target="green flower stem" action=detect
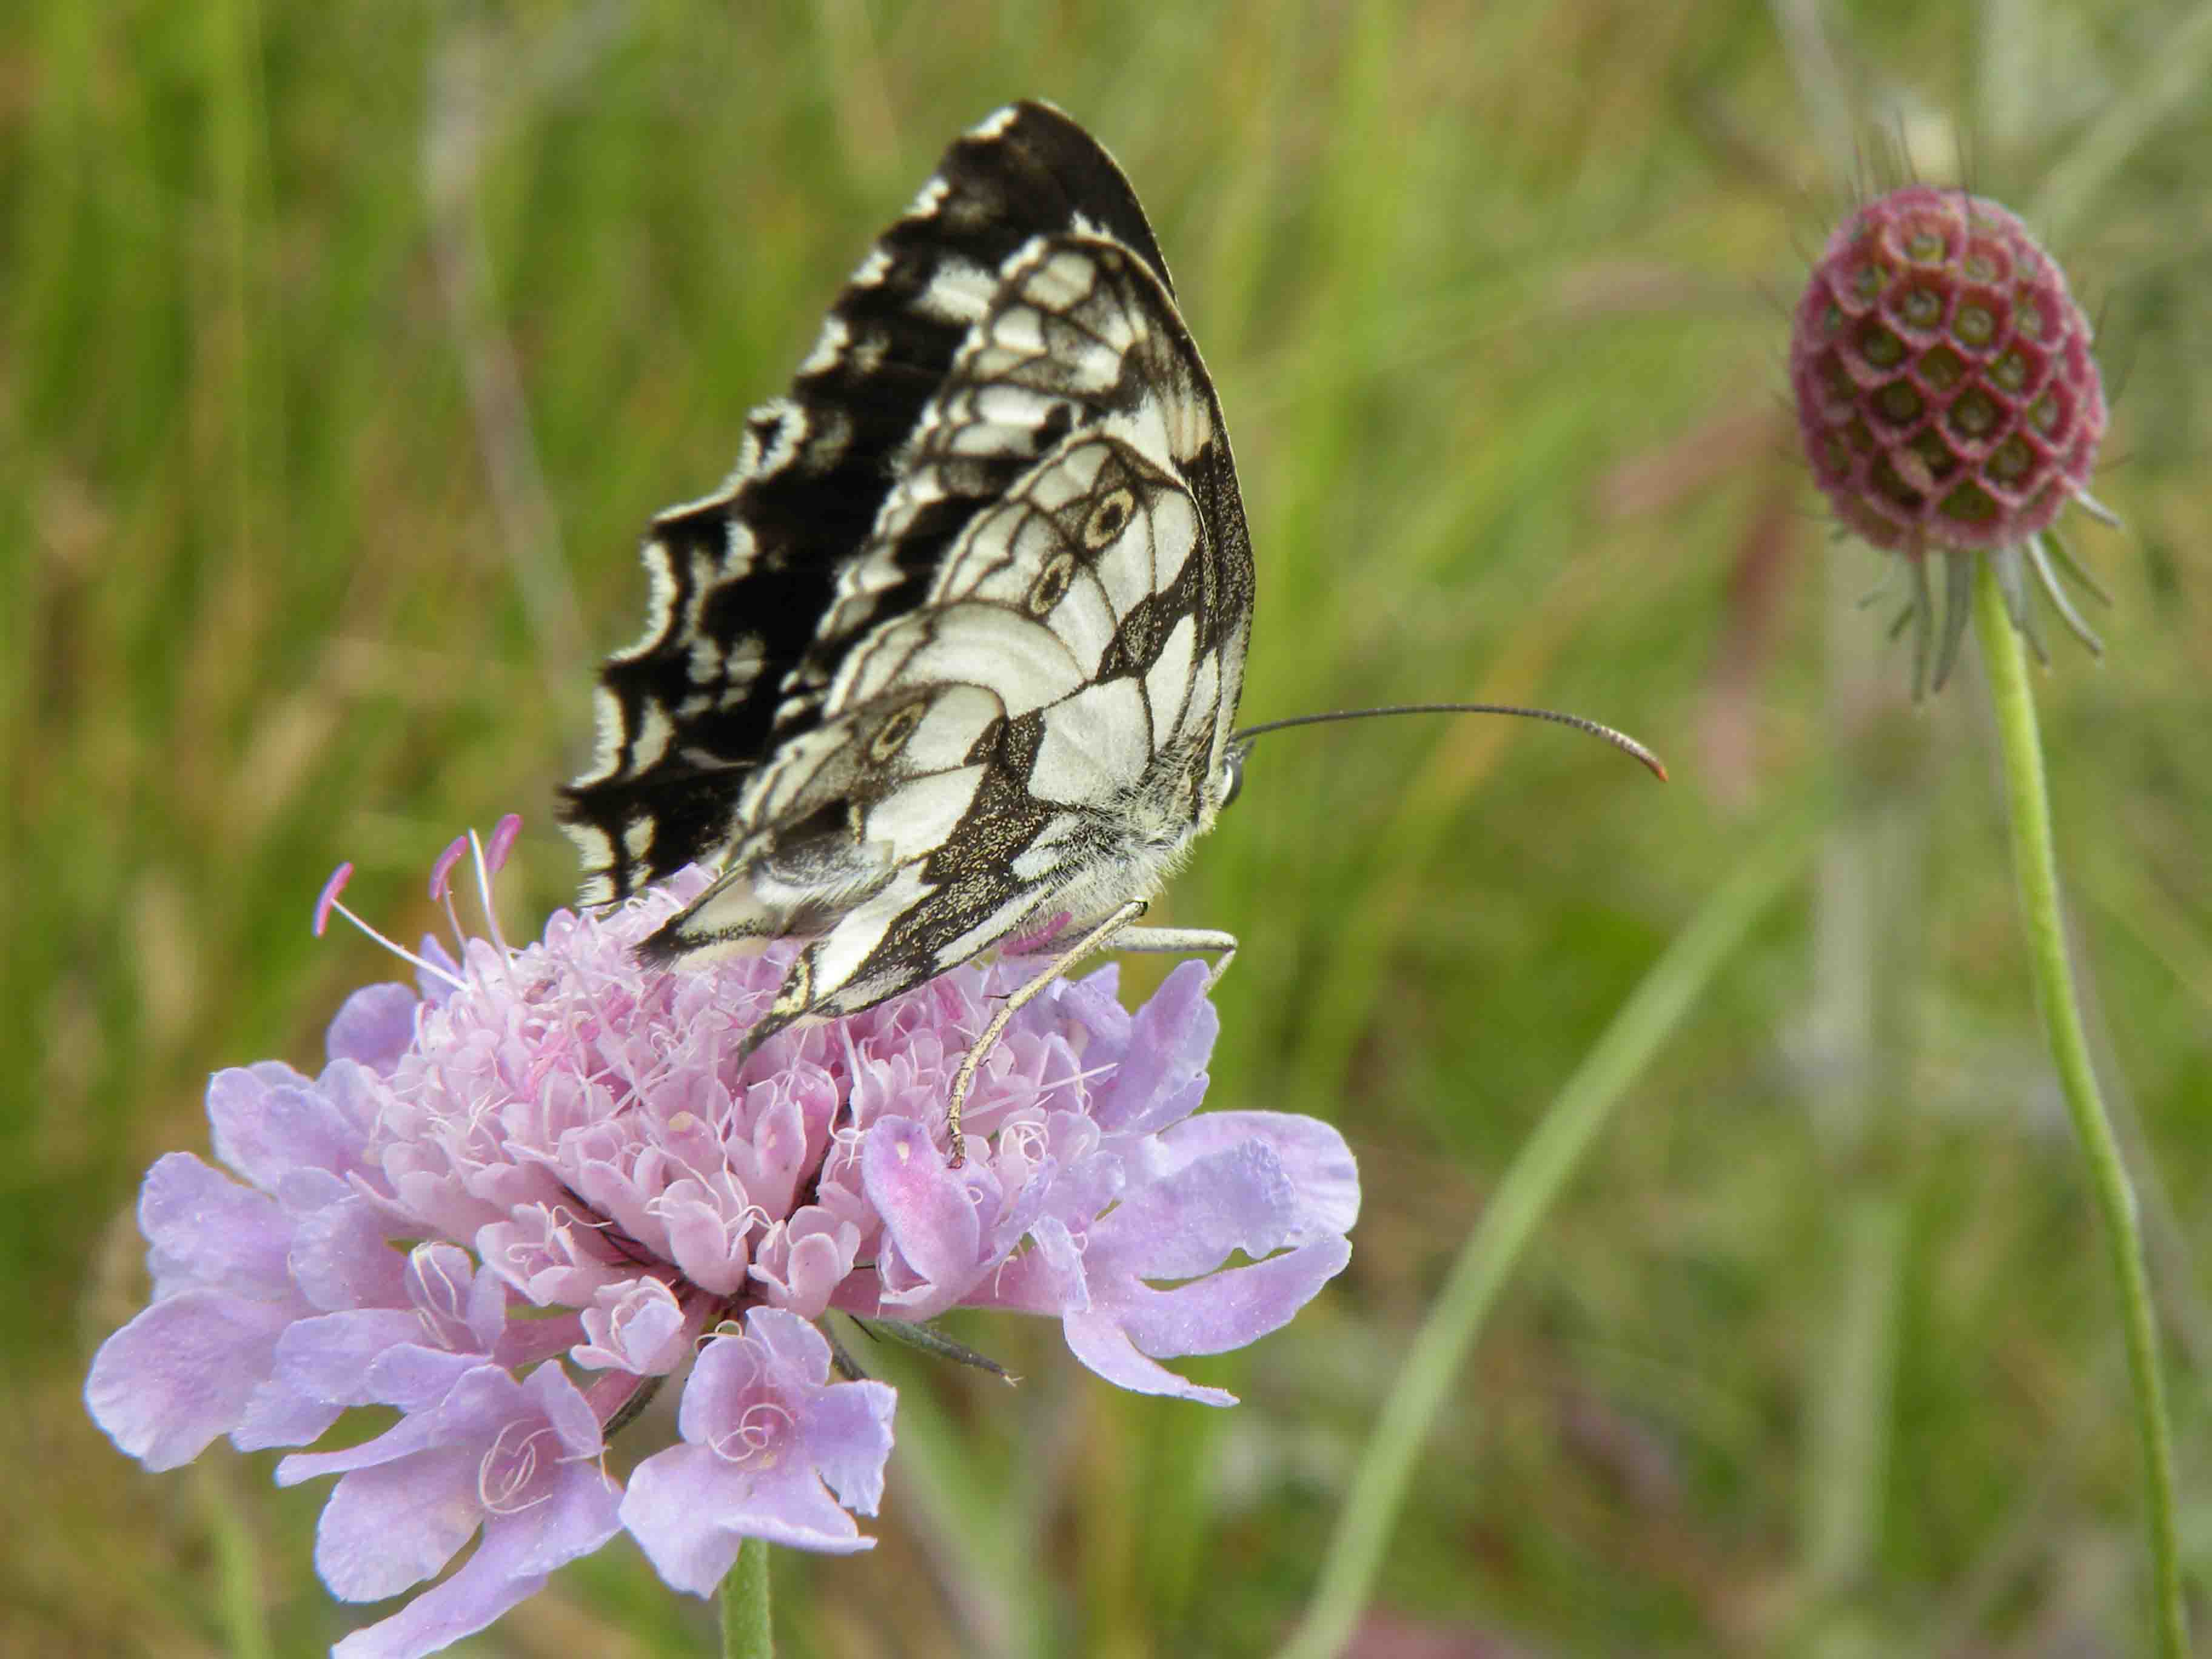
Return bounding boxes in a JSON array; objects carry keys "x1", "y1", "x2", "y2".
[
  {"x1": 1971, "y1": 557, "x2": 2187, "y2": 1658},
  {"x1": 1276, "y1": 820, "x2": 1812, "y2": 1659},
  {"x1": 720, "y1": 1537, "x2": 774, "y2": 1659},
  {"x1": 195, "y1": 1466, "x2": 272, "y2": 1659}
]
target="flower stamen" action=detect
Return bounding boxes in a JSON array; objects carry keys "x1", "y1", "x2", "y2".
[
  {"x1": 480, "y1": 1421, "x2": 557, "y2": 1514},
  {"x1": 708, "y1": 1399, "x2": 795, "y2": 1466},
  {"x1": 313, "y1": 863, "x2": 469, "y2": 991}
]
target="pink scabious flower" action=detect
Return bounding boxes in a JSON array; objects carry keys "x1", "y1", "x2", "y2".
[
  {"x1": 86, "y1": 818, "x2": 1357, "y2": 1659},
  {"x1": 1789, "y1": 184, "x2": 2116, "y2": 692}
]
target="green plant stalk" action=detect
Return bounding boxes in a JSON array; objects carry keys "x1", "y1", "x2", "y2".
[
  {"x1": 720, "y1": 1537, "x2": 773, "y2": 1659},
  {"x1": 195, "y1": 1466, "x2": 272, "y2": 1659},
  {"x1": 1970, "y1": 557, "x2": 2187, "y2": 1658},
  {"x1": 1277, "y1": 820, "x2": 1812, "y2": 1659},
  {"x1": 1803, "y1": 1192, "x2": 1906, "y2": 1602}
]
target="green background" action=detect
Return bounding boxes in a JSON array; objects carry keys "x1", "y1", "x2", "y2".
[{"x1": 7, "y1": 1, "x2": 2209, "y2": 1653}]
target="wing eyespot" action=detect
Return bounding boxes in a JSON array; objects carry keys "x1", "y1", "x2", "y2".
[
  {"x1": 1082, "y1": 486, "x2": 1136, "y2": 550},
  {"x1": 1028, "y1": 551, "x2": 1078, "y2": 615},
  {"x1": 867, "y1": 699, "x2": 930, "y2": 763}
]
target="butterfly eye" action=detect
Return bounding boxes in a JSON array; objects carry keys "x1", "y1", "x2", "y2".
[
  {"x1": 1218, "y1": 747, "x2": 1245, "y2": 809},
  {"x1": 1081, "y1": 487, "x2": 1136, "y2": 549},
  {"x1": 1028, "y1": 552, "x2": 1078, "y2": 615},
  {"x1": 867, "y1": 700, "x2": 928, "y2": 763}
]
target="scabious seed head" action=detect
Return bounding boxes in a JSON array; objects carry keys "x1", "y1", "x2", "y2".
[
  {"x1": 1788, "y1": 186, "x2": 2117, "y2": 692},
  {"x1": 1789, "y1": 186, "x2": 2105, "y2": 554}
]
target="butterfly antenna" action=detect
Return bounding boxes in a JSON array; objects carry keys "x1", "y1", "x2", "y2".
[{"x1": 1231, "y1": 702, "x2": 1667, "y2": 780}]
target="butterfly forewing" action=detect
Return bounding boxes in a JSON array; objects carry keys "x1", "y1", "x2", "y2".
[
  {"x1": 561, "y1": 104, "x2": 1253, "y2": 1048},
  {"x1": 560, "y1": 104, "x2": 1179, "y2": 903}
]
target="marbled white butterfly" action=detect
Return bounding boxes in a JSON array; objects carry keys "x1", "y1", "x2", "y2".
[
  {"x1": 561, "y1": 102, "x2": 1660, "y2": 1161},
  {"x1": 561, "y1": 103, "x2": 1252, "y2": 1159}
]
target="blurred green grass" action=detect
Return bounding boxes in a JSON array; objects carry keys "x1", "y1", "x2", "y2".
[{"x1": 6, "y1": 1, "x2": 2209, "y2": 1654}]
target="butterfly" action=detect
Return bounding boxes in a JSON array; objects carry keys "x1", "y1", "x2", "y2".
[{"x1": 560, "y1": 102, "x2": 1253, "y2": 1160}]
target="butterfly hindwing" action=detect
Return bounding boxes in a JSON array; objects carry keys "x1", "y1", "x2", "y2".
[{"x1": 560, "y1": 102, "x2": 1180, "y2": 904}]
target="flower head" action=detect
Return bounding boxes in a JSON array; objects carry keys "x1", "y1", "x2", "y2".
[
  {"x1": 86, "y1": 820, "x2": 1357, "y2": 1659},
  {"x1": 1789, "y1": 184, "x2": 2116, "y2": 692}
]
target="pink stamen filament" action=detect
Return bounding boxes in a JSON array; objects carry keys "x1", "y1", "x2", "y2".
[
  {"x1": 408, "y1": 1246, "x2": 469, "y2": 1345},
  {"x1": 480, "y1": 1421, "x2": 556, "y2": 1515},
  {"x1": 486, "y1": 813, "x2": 523, "y2": 876},
  {"x1": 428, "y1": 836, "x2": 469, "y2": 903},
  {"x1": 312, "y1": 863, "x2": 469, "y2": 993},
  {"x1": 469, "y1": 825, "x2": 514, "y2": 958},
  {"x1": 708, "y1": 1399, "x2": 795, "y2": 1464}
]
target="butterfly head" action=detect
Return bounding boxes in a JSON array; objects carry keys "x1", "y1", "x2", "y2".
[{"x1": 1217, "y1": 743, "x2": 1249, "y2": 811}]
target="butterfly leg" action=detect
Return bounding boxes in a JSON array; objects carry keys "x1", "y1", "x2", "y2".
[
  {"x1": 1097, "y1": 925, "x2": 1238, "y2": 989},
  {"x1": 945, "y1": 899, "x2": 1148, "y2": 1167}
]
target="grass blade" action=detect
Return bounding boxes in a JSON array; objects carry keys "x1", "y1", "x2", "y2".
[{"x1": 1276, "y1": 817, "x2": 1815, "y2": 1659}]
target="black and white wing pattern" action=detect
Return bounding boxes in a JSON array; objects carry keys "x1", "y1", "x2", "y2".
[{"x1": 560, "y1": 102, "x2": 1253, "y2": 1045}]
